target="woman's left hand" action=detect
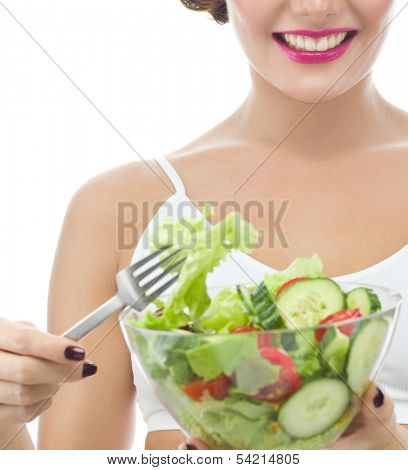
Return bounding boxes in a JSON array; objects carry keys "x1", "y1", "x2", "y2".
[{"x1": 179, "y1": 383, "x2": 407, "y2": 450}]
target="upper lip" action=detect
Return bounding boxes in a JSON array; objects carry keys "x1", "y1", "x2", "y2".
[{"x1": 274, "y1": 28, "x2": 357, "y2": 38}]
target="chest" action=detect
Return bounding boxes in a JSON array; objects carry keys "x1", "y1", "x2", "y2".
[{"x1": 187, "y1": 151, "x2": 408, "y2": 278}]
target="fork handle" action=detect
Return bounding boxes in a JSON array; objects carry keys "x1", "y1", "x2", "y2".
[{"x1": 62, "y1": 294, "x2": 125, "y2": 341}]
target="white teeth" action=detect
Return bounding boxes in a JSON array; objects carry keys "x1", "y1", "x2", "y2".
[
  {"x1": 296, "y1": 36, "x2": 305, "y2": 49},
  {"x1": 316, "y1": 37, "x2": 329, "y2": 51},
  {"x1": 328, "y1": 35, "x2": 337, "y2": 48},
  {"x1": 280, "y1": 31, "x2": 350, "y2": 52},
  {"x1": 336, "y1": 32, "x2": 347, "y2": 45},
  {"x1": 305, "y1": 37, "x2": 317, "y2": 51}
]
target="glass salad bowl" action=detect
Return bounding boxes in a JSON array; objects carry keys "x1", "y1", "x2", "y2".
[{"x1": 119, "y1": 281, "x2": 402, "y2": 450}]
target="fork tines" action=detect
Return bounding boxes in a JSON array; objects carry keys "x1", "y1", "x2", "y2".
[{"x1": 134, "y1": 245, "x2": 186, "y2": 302}]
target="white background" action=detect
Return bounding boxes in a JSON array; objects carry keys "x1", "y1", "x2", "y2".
[
  {"x1": 1, "y1": 449, "x2": 408, "y2": 469},
  {"x1": 0, "y1": 0, "x2": 406, "y2": 452}
]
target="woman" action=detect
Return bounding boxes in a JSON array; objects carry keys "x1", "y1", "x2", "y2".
[{"x1": 1, "y1": 0, "x2": 407, "y2": 450}]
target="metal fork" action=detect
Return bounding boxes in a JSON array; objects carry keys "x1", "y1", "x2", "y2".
[{"x1": 62, "y1": 245, "x2": 185, "y2": 340}]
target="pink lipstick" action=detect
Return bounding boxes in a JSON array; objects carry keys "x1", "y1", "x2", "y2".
[{"x1": 272, "y1": 28, "x2": 358, "y2": 64}]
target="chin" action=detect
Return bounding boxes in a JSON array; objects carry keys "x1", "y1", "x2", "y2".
[{"x1": 274, "y1": 75, "x2": 351, "y2": 104}]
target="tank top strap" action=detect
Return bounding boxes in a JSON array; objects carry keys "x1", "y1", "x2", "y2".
[{"x1": 155, "y1": 156, "x2": 186, "y2": 196}]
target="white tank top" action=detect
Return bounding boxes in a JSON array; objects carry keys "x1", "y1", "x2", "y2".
[{"x1": 129, "y1": 156, "x2": 408, "y2": 432}]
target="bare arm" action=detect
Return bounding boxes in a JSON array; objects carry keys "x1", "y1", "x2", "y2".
[{"x1": 38, "y1": 172, "x2": 137, "y2": 449}]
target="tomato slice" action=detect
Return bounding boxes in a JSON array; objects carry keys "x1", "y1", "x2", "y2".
[
  {"x1": 315, "y1": 308, "x2": 363, "y2": 342},
  {"x1": 255, "y1": 347, "x2": 302, "y2": 402},
  {"x1": 181, "y1": 378, "x2": 207, "y2": 401},
  {"x1": 257, "y1": 333, "x2": 273, "y2": 350},
  {"x1": 231, "y1": 326, "x2": 256, "y2": 333},
  {"x1": 276, "y1": 277, "x2": 309, "y2": 297},
  {"x1": 182, "y1": 374, "x2": 231, "y2": 401},
  {"x1": 231, "y1": 326, "x2": 272, "y2": 349},
  {"x1": 206, "y1": 375, "x2": 231, "y2": 400}
]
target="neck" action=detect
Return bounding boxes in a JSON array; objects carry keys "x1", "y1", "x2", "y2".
[{"x1": 234, "y1": 67, "x2": 387, "y2": 155}]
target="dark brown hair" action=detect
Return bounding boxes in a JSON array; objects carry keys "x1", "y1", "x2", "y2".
[{"x1": 179, "y1": 1, "x2": 228, "y2": 25}]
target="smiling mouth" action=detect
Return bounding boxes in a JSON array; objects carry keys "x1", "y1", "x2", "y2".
[{"x1": 273, "y1": 30, "x2": 357, "y2": 52}]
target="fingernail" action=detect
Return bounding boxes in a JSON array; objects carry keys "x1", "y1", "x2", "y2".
[
  {"x1": 186, "y1": 443, "x2": 197, "y2": 450},
  {"x1": 64, "y1": 346, "x2": 85, "y2": 361},
  {"x1": 373, "y1": 387, "x2": 384, "y2": 408},
  {"x1": 82, "y1": 363, "x2": 97, "y2": 377}
]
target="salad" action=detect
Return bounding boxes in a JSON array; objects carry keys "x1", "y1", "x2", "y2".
[{"x1": 125, "y1": 204, "x2": 390, "y2": 449}]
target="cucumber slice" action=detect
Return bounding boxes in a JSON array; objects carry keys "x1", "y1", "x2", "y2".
[
  {"x1": 236, "y1": 285, "x2": 255, "y2": 315},
  {"x1": 320, "y1": 327, "x2": 350, "y2": 376},
  {"x1": 251, "y1": 281, "x2": 285, "y2": 330},
  {"x1": 276, "y1": 278, "x2": 345, "y2": 329},
  {"x1": 346, "y1": 287, "x2": 381, "y2": 316},
  {"x1": 346, "y1": 318, "x2": 389, "y2": 394},
  {"x1": 278, "y1": 378, "x2": 350, "y2": 439},
  {"x1": 237, "y1": 282, "x2": 285, "y2": 330}
]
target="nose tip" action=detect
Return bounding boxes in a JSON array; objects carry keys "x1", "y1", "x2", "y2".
[{"x1": 292, "y1": 0, "x2": 341, "y2": 23}]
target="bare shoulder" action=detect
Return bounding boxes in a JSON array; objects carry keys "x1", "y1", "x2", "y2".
[
  {"x1": 62, "y1": 159, "x2": 178, "y2": 270},
  {"x1": 69, "y1": 159, "x2": 175, "y2": 215}
]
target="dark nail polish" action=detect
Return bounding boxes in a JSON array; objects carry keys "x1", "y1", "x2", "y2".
[
  {"x1": 82, "y1": 363, "x2": 98, "y2": 377},
  {"x1": 373, "y1": 387, "x2": 384, "y2": 408},
  {"x1": 186, "y1": 443, "x2": 197, "y2": 450},
  {"x1": 64, "y1": 346, "x2": 85, "y2": 361}
]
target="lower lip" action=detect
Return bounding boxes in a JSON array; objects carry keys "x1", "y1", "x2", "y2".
[{"x1": 272, "y1": 33, "x2": 356, "y2": 64}]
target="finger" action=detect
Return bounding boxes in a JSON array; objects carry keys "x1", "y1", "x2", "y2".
[
  {"x1": 178, "y1": 437, "x2": 211, "y2": 450},
  {"x1": 0, "y1": 381, "x2": 60, "y2": 406},
  {"x1": 0, "y1": 398, "x2": 53, "y2": 424},
  {"x1": 360, "y1": 382, "x2": 394, "y2": 424},
  {"x1": 0, "y1": 317, "x2": 86, "y2": 364},
  {"x1": 0, "y1": 350, "x2": 96, "y2": 385},
  {"x1": 331, "y1": 383, "x2": 396, "y2": 450}
]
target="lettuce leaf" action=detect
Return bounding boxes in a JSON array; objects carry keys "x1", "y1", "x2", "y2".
[
  {"x1": 186, "y1": 394, "x2": 279, "y2": 449},
  {"x1": 195, "y1": 394, "x2": 276, "y2": 421},
  {"x1": 198, "y1": 287, "x2": 250, "y2": 333},
  {"x1": 185, "y1": 334, "x2": 258, "y2": 381},
  {"x1": 138, "y1": 203, "x2": 260, "y2": 330},
  {"x1": 234, "y1": 356, "x2": 281, "y2": 394},
  {"x1": 263, "y1": 253, "x2": 324, "y2": 298},
  {"x1": 165, "y1": 350, "x2": 195, "y2": 385},
  {"x1": 185, "y1": 333, "x2": 281, "y2": 390}
]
